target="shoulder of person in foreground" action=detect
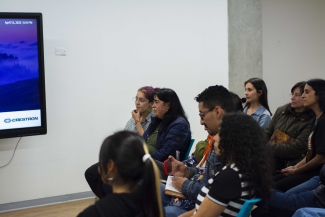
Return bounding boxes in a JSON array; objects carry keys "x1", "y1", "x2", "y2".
[{"x1": 78, "y1": 193, "x2": 140, "y2": 217}]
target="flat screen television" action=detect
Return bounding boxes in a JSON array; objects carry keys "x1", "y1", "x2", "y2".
[{"x1": 0, "y1": 12, "x2": 47, "y2": 139}]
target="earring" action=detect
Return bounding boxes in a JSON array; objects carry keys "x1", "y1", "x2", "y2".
[
  {"x1": 105, "y1": 173, "x2": 113, "y2": 181},
  {"x1": 148, "y1": 108, "x2": 152, "y2": 113}
]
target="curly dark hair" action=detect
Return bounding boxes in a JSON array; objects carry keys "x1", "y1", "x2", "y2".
[{"x1": 218, "y1": 113, "x2": 273, "y2": 206}]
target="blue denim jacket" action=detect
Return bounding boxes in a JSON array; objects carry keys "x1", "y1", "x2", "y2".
[
  {"x1": 181, "y1": 149, "x2": 222, "y2": 200},
  {"x1": 243, "y1": 105, "x2": 271, "y2": 129}
]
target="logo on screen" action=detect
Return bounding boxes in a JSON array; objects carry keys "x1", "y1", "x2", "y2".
[
  {"x1": 4, "y1": 118, "x2": 11, "y2": 123},
  {"x1": 4, "y1": 117, "x2": 38, "y2": 123}
]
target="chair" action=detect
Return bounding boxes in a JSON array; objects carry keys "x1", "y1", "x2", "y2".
[
  {"x1": 184, "y1": 139, "x2": 195, "y2": 160},
  {"x1": 237, "y1": 198, "x2": 261, "y2": 217}
]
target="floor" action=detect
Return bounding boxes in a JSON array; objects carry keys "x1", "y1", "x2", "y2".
[
  {"x1": 1, "y1": 197, "x2": 255, "y2": 216},
  {"x1": 0, "y1": 198, "x2": 95, "y2": 217}
]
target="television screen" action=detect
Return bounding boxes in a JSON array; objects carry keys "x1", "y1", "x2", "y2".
[{"x1": 0, "y1": 12, "x2": 47, "y2": 139}]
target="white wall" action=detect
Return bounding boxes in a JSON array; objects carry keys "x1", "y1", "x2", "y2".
[
  {"x1": 0, "y1": 0, "x2": 228, "y2": 204},
  {"x1": 263, "y1": 0, "x2": 325, "y2": 114}
]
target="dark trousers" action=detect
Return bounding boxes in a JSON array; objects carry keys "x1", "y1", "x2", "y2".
[
  {"x1": 273, "y1": 169, "x2": 320, "y2": 192},
  {"x1": 84, "y1": 162, "x2": 112, "y2": 199}
]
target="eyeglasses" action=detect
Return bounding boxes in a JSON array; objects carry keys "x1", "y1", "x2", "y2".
[
  {"x1": 289, "y1": 93, "x2": 301, "y2": 98},
  {"x1": 134, "y1": 97, "x2": 148, "y2": 103},
  {"x1": 199, "y1": 108, "x2": 214, "y2": 120}
]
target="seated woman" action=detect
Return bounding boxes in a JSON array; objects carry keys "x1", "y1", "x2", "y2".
[
  {"x1": 243, "y1": 78, "x2": 272, "y2": 129},
  {"x1": 273, "y1": 78, "x2": 325, "y2": 192},
  {"x1": 125, "y1": 86, "x2": 159, "y2": 136},
  {"x1": 180, "y1": 113, "x2": 273, "y2": 217},
  {"x1": 85, "y1": 86, "x2": 158, "y2": 198},
  {"x1": 143, "y1": 88, "x2": 191, "y2": 160},
  {"x1": 78, "y1": 131, "x2": 164, "y2": 217},
  {"x1": 266, "y1": 81, "x2": 314, "y2": 172}
]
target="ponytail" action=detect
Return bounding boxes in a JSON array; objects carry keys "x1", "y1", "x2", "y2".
[
  {"x1": 99, "y1": 131, "x2": 164, "y2": 217},
  {"x1": 140, "y1": 145, "x2": 164, "y2": 217}
]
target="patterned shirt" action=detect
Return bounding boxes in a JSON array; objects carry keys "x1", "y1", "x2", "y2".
[
  {"x1": 195, "y1": 164, "x2": 251, "y2": 217},
  {"x1": 124, "y1": 110, "x2": 154, "y2": 133}
]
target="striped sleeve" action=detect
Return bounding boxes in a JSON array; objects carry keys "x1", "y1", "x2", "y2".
[{"x1": 206, "y1": 167, "x2": 242, "y2": 206}]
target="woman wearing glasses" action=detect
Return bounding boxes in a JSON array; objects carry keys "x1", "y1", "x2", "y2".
[
  {"x1": 124, "y1": 86, "x2": 160, "y2": 136},
  {"x1": 143, "y1": 88, "x2": 191, "y2": 161},
  {"x1": 244, "y1": 77, "x2": 272, "y2": 129},
  {"x1": 85, "y1": 86, "x2": 159, "y2": 198},
  {"x1": 273, "y1": 78, "x2": 325, "y2": 192},
  {"x1": 265, "y1": 81, "x2": 314, "y2": 173}
]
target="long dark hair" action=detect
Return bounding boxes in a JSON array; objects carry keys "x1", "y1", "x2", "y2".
[
  {"x1": 148, "y1": 88, "x2": 188, "y2": 135},
  {"x1": 305, "y1": 79, "x2": 325, "y2": 112},
  {"x1": 99, "y1": 131, "x2": 163, "y2": 217},
  {"x1": 244, "y1": 78, "x2": 272, "y2": 116},
  {"x1": 218, "y1": 113, "x2": 273, "y2": 207}
]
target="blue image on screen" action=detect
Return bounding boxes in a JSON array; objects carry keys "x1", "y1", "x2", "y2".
[{"x1": 0, "y1": 19, "x2": 40, "y2": 112}]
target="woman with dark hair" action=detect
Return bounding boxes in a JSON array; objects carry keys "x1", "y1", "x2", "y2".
[
  {"x1": 78, "y1": 131, "x2": 164, "y2": 217},
  {"x1": 229, "y1": 91, "x2": 244, "y2": 111},
  {"x1": 85, "y1": 86, "x2": 159, "y2": 198},
  {"x1": 143, "y1": 88, "x2": 191, "y2": 161},
  {"x1": 244, "y1": 78, "x2": 272, "y2": 129},
  {"x1": 273, "y1": 78, "x2": 325, "y2": 192},
  {"x1": 180, "y1": 113, "x2": 273, "y2": 217},
  {"x1": 266, "y1": 81, "x2": 314, "y2": 172},
  {"x1": 125, "y1": 86, "x2": 160, "y2": 136}
]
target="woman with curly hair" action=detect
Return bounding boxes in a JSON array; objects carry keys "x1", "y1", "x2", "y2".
[{"x1": 179, "y1": 112, "x2": 273, "y2": 217}]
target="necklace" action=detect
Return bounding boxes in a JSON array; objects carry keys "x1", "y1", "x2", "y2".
[{"x1": 315, "y1": 111, "x2": 323, "y2": 126}]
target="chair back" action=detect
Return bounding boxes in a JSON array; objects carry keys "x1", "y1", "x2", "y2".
[
  {"x1": 237, "y1": 198, "x2": 261, "y2": 217},
  {"x1": 184, "y1": 139, "x2": 195, "y2": 160}
]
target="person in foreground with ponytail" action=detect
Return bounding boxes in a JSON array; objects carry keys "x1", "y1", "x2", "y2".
[{"x1": 78, "y1": 131, "x2": 164, "y2": 217}]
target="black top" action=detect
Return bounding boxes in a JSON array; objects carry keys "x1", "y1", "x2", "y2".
[
  {"x1": 77, "y1": 193, "x2": 141, "y2": 217},
  {"x1": 306, "y1": 114, "x2": 325, "y2": 162},
  {"x1": 195, "y1": 164, "x2": 251, "y2": 217}
]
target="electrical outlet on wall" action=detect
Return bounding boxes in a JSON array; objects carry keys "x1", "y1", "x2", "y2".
[{"x1": 55, "y1": 47, "x2": 66, "y2": 56}]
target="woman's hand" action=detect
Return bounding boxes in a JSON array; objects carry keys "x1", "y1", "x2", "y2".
[
  {"x1": 281, "y1": 166, "x2": 297, "y2": 176},
  {"x1": 131, "y1": 110, "x2": 140, "y2": 124},
  {"x1": 281, "y1": 166, "x2": 295, "y2": 172}
]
